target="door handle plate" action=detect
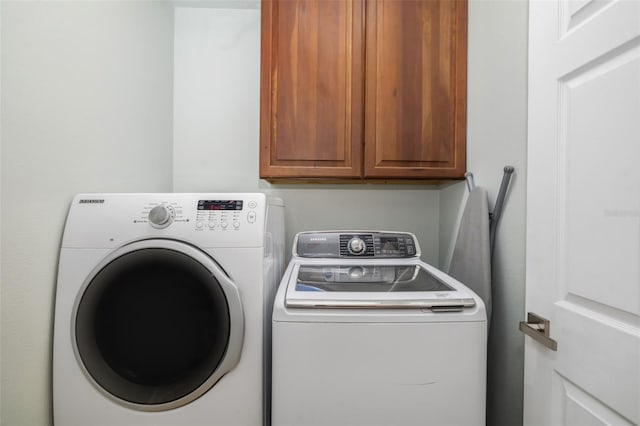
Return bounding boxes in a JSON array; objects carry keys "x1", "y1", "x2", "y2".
[{"x1": 519, "y1": 312, "x2": 558, "y2": 351}]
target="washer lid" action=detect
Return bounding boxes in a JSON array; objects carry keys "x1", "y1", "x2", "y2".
[{"x1": 285, "y1": 263, "x2": 476, "y2": 310}]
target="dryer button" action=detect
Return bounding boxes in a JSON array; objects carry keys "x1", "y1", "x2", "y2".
[{"x1": 247, "y1": 212, "x2": 257, "y2": 223}]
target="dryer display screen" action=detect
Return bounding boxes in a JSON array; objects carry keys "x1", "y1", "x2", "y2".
[{"x1": 198, "y1": 200, "x2": 243, "y2": 211}]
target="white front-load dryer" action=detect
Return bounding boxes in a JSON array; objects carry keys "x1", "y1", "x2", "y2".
[
  {"x1": 53, "y1": 193, "x2": 284, "y2": 426},
  {"x1": 272, "y1": 231, "x2": 487, "y2": 426}
]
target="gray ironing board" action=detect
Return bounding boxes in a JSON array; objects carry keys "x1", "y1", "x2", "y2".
[{"x1": 448, "y1": 186, "x2": 492, "y2": 328}]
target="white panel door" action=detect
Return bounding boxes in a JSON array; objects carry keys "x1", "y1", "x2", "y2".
[{"x1": 525, "y1": 0, "x2": 640, "y2": 425}]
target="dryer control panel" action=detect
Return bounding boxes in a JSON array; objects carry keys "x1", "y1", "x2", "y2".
[
  {"x1": 295, "y1": 231, "x2": 420, "y2": 258},
  {"x1": 62, "y1": 193, "x2": 275, "y2": 249}
]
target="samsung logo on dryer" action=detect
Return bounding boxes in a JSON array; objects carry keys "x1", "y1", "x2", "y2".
[
  {"x1": 79, "y1": 199, "x2": 105, "y2": 204},
  {"x1": 309, "y1": 237, "x2": 327, "y2": 241}
]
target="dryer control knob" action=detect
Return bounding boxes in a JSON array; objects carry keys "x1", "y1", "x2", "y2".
[
  {"x1": 148, "y1": 205, "x2": 175, "y2": 229},
  {"x1": 347, "y1": 237, "x2": 366, "y2": 255}
]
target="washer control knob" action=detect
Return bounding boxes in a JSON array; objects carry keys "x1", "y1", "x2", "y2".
[
  {"x1": 347, "y1": 237, "x2": 366, "y2": 255},
  {"x1": 148, "y1": 205, "x2": 174, "y2": 229}
]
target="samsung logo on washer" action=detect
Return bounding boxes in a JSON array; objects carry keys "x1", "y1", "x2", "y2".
[
  {"x1": 309, "y1": 237, "x2": 327, "y2": 241},
  {"x1": 79, "y1": 199, "x2": 105, "y2": 204}
]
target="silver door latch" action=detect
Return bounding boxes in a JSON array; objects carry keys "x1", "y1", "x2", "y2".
[{"x1": 519, "y1": 312, "x2": 558, "y2": 351}]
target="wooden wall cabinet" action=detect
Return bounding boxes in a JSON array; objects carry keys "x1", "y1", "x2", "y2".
[{"x1": 260, "y1": 0, "x2": 467, "y2": 181}]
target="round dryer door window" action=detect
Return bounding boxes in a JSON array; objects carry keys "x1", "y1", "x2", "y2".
[{"x1": 73, "y1": 240, "x2": 244, "y2": 411}]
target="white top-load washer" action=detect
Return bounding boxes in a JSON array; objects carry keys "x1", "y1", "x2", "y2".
[
  {"x1": 53, "y1": 193, "x2": 284, "y2": 426},
  {"x1": 272, "y1": 231, "x2": 487, "y2": 426}
]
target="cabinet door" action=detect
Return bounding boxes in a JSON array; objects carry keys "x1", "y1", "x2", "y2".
[
  {"x1": 260, "y1": 0, "x2": 364, "y2": 179},
  {"x1": 364, "y1": 0, "x2": 467, "y2": 179}
]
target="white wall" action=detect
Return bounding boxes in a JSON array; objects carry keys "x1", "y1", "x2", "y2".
[
  {"x1": 173, "y1": 6, "x2": 261, "y2": 192},
  {"x1": 172, "y1": 5, "x2": 442, "y2": 263},
  {"x1": 440, "y1": 1, "x2": 529, "y2": 425},
  {"x1": 0, "y1": 2, "x2": 174, "y2": 424}
]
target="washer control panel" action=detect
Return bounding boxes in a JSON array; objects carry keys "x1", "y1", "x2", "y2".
[{"x1": 295, "y1": 231, "x2": 420, "y2": 258}]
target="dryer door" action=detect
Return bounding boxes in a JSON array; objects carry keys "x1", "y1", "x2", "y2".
[{"x1": 73, "y1": 239, "x2": 243, "y2": 411}]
